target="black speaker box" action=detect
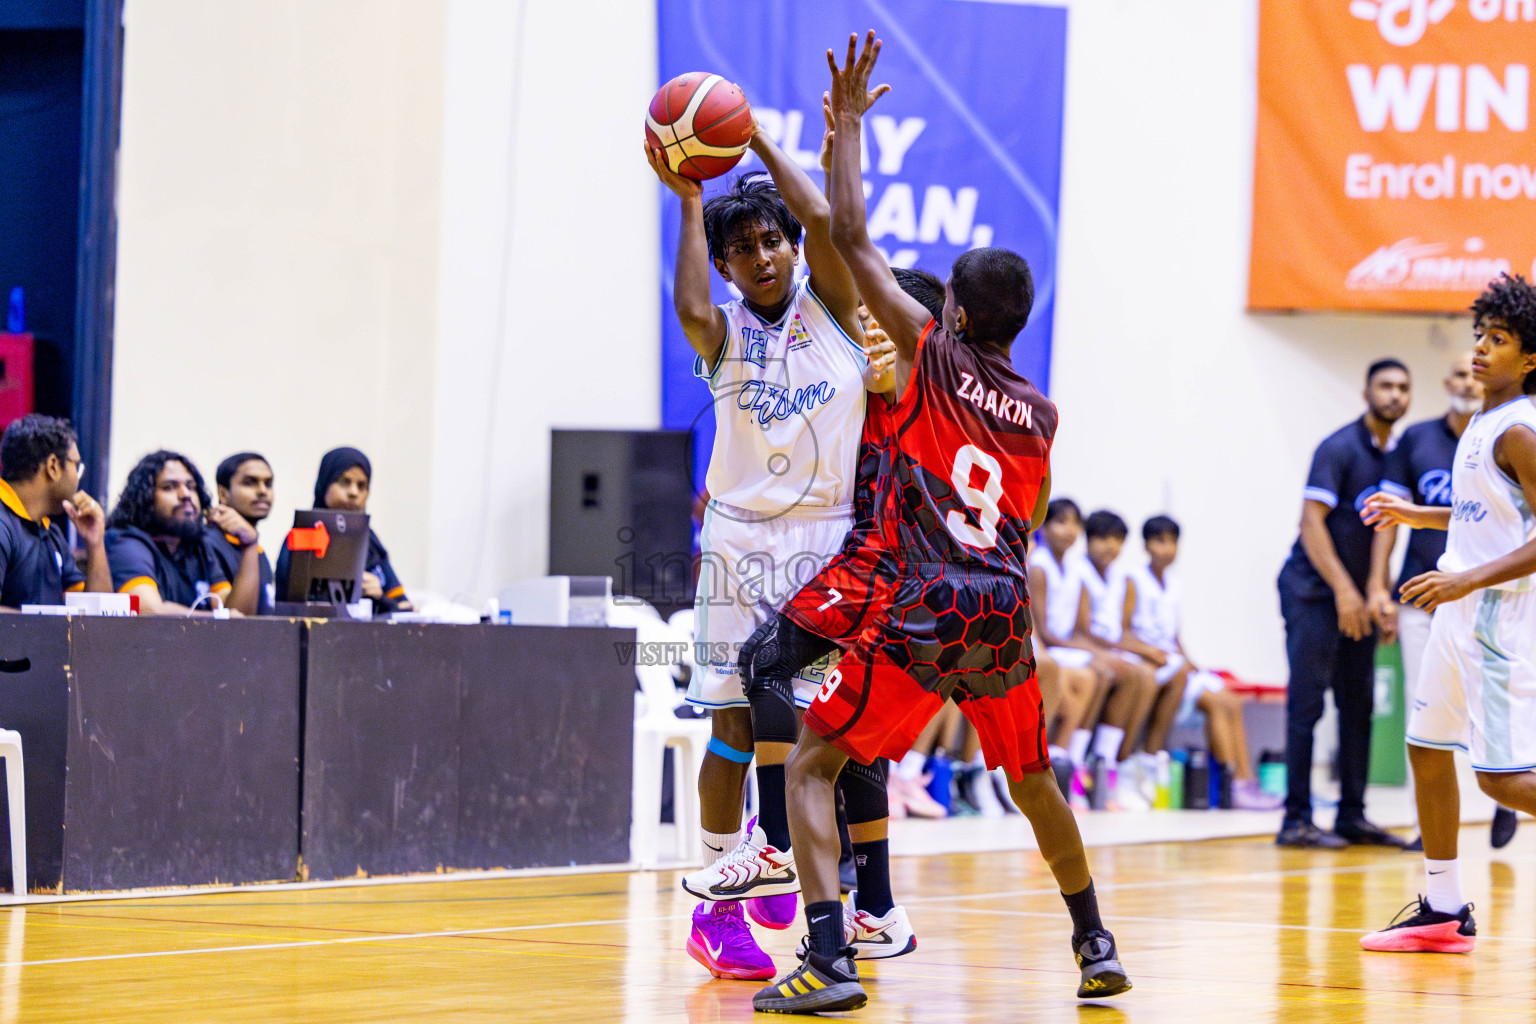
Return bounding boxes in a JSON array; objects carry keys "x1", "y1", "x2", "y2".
[{"x1": 548, "y1": 429, "x2": 695, "y2": 615}]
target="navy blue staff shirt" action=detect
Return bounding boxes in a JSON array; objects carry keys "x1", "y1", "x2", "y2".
[
  {"x1": 0, "y1": 481, "x2": 85, "y2": 608},
  {"x1": 1281, "y1": 418, "x2": 1390, "y2": 601},
  {"x1": 203, "y1": 524, "x2": 274, "y2": 614},
  {"x1": 1380, "y1": 416, "x2": 1459, "y2": 591},
  {"x1": 105, "y1": 525, "x2": 231, "y2": 608}
]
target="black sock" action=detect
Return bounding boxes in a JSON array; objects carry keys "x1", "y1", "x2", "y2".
[
  {"x1": 851, "y1": 839, "x2": 893, "y2": 917},
  {"x1": 755, "y1": 764, "x2": 790, "y2": 850},
  {"x1": 806, "y1": 900, "x2": 844, "y2": 958},
  {"x1": 1062, "y1": 879, "x2": 1103, "y2": 938}
]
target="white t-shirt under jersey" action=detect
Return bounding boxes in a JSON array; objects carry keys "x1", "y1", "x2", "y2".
[
  {"x1": 1028, "y1": 545, "x2": 1082, "y2": 641},
  {"x1": 695, "y1": 279, "x2": 868, "y2": 514},
  {"x1": 1127, "y1": 563, "x2": 1181, "y2": 654},
  {"x1": 1440, "y1": 395, "x2": 1536, "y2": 591}
]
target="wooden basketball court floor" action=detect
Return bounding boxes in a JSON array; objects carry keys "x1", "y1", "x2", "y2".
[{"x1": 6, "y1": 822, "x2": 1531, "y2": 1023}]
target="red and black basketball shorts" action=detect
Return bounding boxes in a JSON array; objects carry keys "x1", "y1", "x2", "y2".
[
  {"x1": 782, "y1": 535, "x2": 899, "y2": 645},
  {"x1": 801, "y1": 565, "x2": 1049, "y2": 780}
]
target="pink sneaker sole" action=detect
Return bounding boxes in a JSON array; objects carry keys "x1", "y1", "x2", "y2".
[
  {"x1": 1360, "y1": 920, "x2": 1476, "y2": 953},
  {"x1": 685, "y1": 936, "x2": 775, "y2": 980},
  {"x1": 746, "y1": 893, "x2": 798, "y2": 930}
]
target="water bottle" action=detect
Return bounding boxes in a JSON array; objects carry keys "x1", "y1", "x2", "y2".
[
  {"x1": 6, "y1": 288, "x2": 22, "y2": 334},
  {"x1": 1258, "y1": 750, "x2": 1286, "y2": 798},
  {"x1": 1184, "y1": 748, "x2": 1211, "y2": 810},
  {"x1": 925, "y1": 751, "x2": 953, "y2": 812},
  {"x1": 1089, "y1": 754, "x2": 1110, "y2": 810},
  {"x1": 1169, "y1": 750, "x2": 1186, "y2": 809},
  {"x1": 1152, "y1": 750, "x2": 1172, "y2": 809},
  {"x1": 1212, "y1": 759, "x2": 1233, "y2": 810}
]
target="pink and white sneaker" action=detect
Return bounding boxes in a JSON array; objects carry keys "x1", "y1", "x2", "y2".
[
  {"x1": 1360, "y1": 897, "x2": 1476, "y2": 953},
  {"x1": 687, "y1": 901, "x2": 775, "y2": 980},
  {"x1": 681, "y1": 822, "x2": 799, "y2": 901},
  {"x1": 746, "y1": 893, "x2": 798, "y2": 930}
]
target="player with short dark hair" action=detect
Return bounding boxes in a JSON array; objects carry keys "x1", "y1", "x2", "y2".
[
  {"x1": 0, "y1": 414, "x2": 110, "y2": 606},
  {"x1": 648, "y1": 89, "x2": 894, "y2": 981},
  {"x1": 1360, "y1": 272, "x2": 1536, "y2": 953},
  {"x1": 1276, "y1": 357, "x2": 1411, "y2": 848},
  {"x1": 745, "y1": 33, "x2": 1129, "y2": 1013},
  {"x1": 205, "y1": 453, "x2": 275, "y2": 615}
]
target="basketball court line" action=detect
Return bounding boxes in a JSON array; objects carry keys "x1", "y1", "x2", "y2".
[{"x1": 13, "y1": 851, "x2": 1505, "y2": 969}]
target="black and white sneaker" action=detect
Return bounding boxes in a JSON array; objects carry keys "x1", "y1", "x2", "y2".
[
  {"x1": 752, "y1": 948, "x2": 866, "y2": 1014},
  {"x1": 1074, "y1": 929, "x2": 1131, "y2": 998}
]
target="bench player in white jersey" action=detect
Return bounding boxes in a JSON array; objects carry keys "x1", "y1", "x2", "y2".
[
  {"x1": 1359, "y1": 274, "x2": 1536, "y2": 954},
  {"x1": 1025, "y1": 499, "x2": 1139, "y2": 793},
  {"x1": 647, "y1": 117, "x2": 889, "y2": 980},
  {"x1": 1126, "y1": 515, "x2": 1280, "y2": 809}
]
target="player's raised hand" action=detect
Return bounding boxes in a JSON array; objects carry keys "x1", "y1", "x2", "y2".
[
  {"x1": 864, "y1": 325, "x2": 897, "y2": 393},
  {"x1": 826, "y1": 30, "x2": 891, "y2": 121},
  {"x1": 818, "y1": 93, "x2": 835, "y2": 174},
  {"x1": 644, "y1": 142, "x2": 703, "y2": 200},
  {"x1": 1399, "y1": 569, "x2": 1474, "y2": 612}
]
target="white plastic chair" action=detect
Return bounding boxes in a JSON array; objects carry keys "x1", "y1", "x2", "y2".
[
  {"x1": 0, "y1": 731, "x2": 24, "y2": 897},
  {"x1": 610, "y1": 602, "x2": 711, "y2": 867}
]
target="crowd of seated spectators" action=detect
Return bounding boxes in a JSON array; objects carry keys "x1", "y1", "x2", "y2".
[
  {"x1": 885, "y1": 498, "x2": 1282, "y2": 817},
  {"x1": 0, "y1": 414, "x2": 410, "y2": 617}
]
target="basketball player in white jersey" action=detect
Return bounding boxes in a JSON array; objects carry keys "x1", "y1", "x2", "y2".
[
  {"x1": 647, "y1": 116, "x2": 891, "y2": 980},
  {"x1": 1359, "y1": 274, "x2": 1536, "y2": 954}
]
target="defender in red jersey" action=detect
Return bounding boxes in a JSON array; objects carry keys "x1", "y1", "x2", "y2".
[{"x1": 754, "y1": 32, "x2": 1130, "y2": 1017}]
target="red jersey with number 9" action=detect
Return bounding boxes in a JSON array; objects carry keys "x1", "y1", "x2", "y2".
[{"x1": 879, "y1": 322, "x2": 1056, "y2": 578}]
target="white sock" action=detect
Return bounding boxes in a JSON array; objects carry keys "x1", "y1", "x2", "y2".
[
  {"x1": 1424, "y1": 858, "x2": 1464, "y2": 914},
  {"x1": 1068, "y1": 729, "x2": 1093, "y2": 768},
  {"x1": 1092, "y1": 725, "x2": 1125, "y2": 763},
  {"x1": 702, "y1": 828, "x2": 742, "y2": 864},
  {"x1": 897, "y1": 750, "x2": 927, "y2": 781}
]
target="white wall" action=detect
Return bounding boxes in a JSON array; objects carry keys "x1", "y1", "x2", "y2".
[
  {"x1": 426, "y1": 0, "x2": 660, "y2": 604},
  {"x1": 112, "y1": 0, "x2": 446, "y2": 582},
  {"x1": 1042, "y1": 0, "x2": 1467, "y2": 679}
]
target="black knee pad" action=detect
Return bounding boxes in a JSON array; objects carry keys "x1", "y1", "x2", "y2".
[
  {"x1": 739, "y1": 615, "x2": 835, "y2": 746},
  {"x1": 838, "y1": 757, "x2": 889, "y2": 825}
]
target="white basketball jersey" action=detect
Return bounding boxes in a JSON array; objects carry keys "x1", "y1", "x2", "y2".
[
  {"x1": 696, "y1": 280, "x2": 867, "y2": 513},
  {"x1": 1128, "y1": 563, "x2": 1181, "y2": 653},
  {"x1": 1440, "y1": 396, "x2": 1536, "y2": 591},
  {"x1": 1075, "y1": 556, "x2": 1127, "y2": 644},
  {"x1": 1028, "y1": 545, "x2": 1082, "y2": 641}
]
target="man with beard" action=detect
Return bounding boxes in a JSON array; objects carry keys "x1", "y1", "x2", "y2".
[
  {"x1": 105, "y1": 450, "x2": 263, "y2": 615},
  {"x1": 205, "y1": 453, "x2": 276, "y2": 615},
  {"x1": 1276, "y1": 359, "x2": 1411, "y2": 848}
]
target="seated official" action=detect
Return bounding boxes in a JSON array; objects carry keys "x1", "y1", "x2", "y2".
[
  {"x1": 205, "y1": 452, "x2": 276, "y2": 614},
  {"x1": 277, "y1": 447, "x2": 413, "y2": 612},
  {"x1": 105, "y1": 450, "x2": 263, "y2": 616},
  {"x1": 0, "y1": 415, "x2": 111, "y2": 608}
]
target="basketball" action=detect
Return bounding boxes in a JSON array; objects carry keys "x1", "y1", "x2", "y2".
[{"x1": 644, "y1": 72, "x2": 753, "y2": 181}]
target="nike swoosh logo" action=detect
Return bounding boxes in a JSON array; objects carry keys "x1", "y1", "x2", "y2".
[
  {"x1": 810, "y1": 915, "x2": 829, "y2": 925},
  {"x1": 705, "y1": 935, "x2": 724, "y2": 960},
  {"x1": 1428, "y1": 870, "x2": 1445, "y2": 875}
]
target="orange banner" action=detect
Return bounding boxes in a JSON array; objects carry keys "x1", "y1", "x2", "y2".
[{"x1": 1250, "y1": 0, "x2": 1536, "y2": 312}]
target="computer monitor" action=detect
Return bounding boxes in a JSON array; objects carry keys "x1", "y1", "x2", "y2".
[{"x1": 281, "y1": 509, "x2": 370, "y2": 605}]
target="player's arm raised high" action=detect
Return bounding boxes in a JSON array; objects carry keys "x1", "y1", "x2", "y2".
[
  {"x1": 747, "y1": 118, "x2": 862, "y2": 340},
  {"x1": 645, "y1": 145, "x2": 727, "y2": 369},
  {"x1": 826, "y1": 31, "x2": 931, "y2": 370}
]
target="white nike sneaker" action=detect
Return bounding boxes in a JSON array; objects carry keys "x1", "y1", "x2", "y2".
[
  {"x1": 796, "y1": 890, "x2": 917, "y2": 960},
  {"x1": 681, "y1": 823, "x2": 800, "y2": 901}
]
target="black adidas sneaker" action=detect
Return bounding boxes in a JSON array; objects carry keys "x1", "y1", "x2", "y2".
[{"x1": 752, "y1": 947, "x2": 866, "y2": 1014}]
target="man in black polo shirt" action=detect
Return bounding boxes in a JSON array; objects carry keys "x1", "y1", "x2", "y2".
[
  {"x1": 205, "y1": 452, "x2": 275, "y2": 615},
  {"x1": 0, "y1": 415, "x2": 111, "y2": 606},
  {"x1": 104, "y1": 450, "x2": 263, "y2": 616},
  {"x1": 1276, "y1": 359, "x2": 1412, "y2": 849},
  {"x1": 1366, "y1": 352, "x2": 1518, "y2": 849}
]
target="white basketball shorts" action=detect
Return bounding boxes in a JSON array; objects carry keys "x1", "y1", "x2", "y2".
[
  {"x1": 687, "y1": 500, "x2": 853, "y2": 710},
  {"x1": 1407, "y1": 587, "x2": 1536, "y2": 772}
]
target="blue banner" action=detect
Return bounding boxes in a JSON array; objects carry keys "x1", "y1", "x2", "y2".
[{"x1": 657, "y1": 0, "x2": 1067, "y2": 484}]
